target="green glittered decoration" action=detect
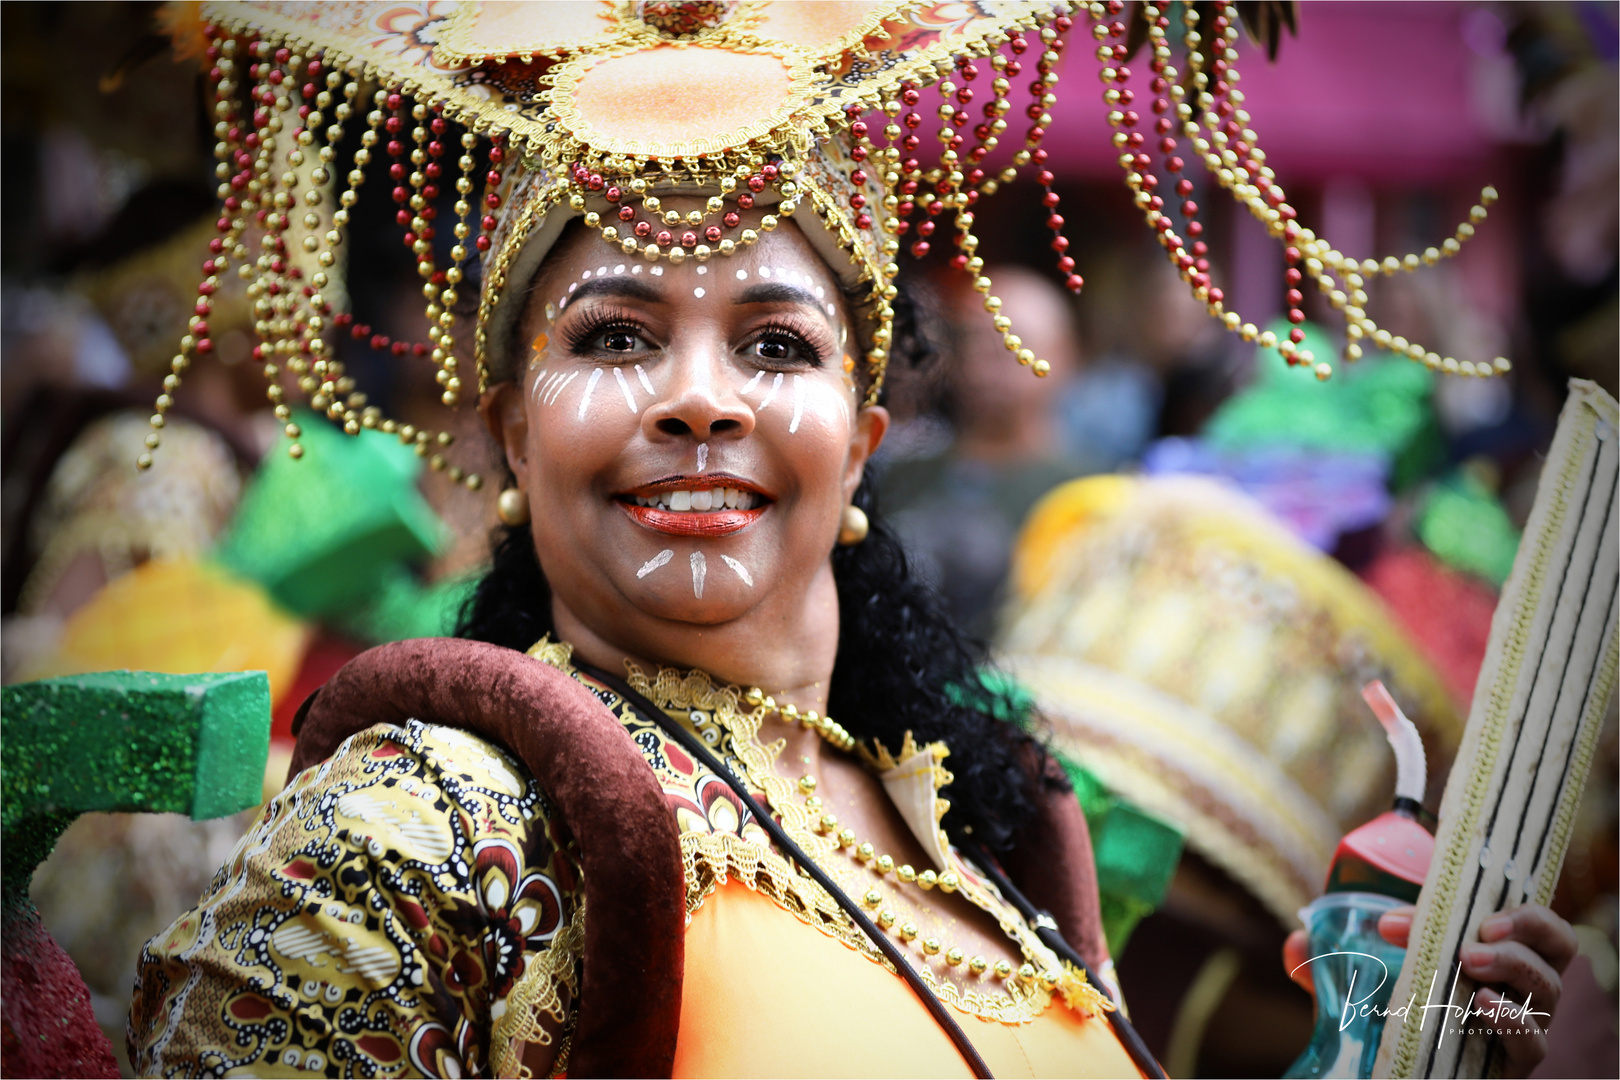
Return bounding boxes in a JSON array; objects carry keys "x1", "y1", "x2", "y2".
[
  {"x1": 1, "y1": 670, "x2": 270, "y2": 897},
  {"x1": 337, "y1": 566, "x2": 481, "y2": 644},
  {"x1": 212, "y1": 409, "x2": 447, "y2": 619}
]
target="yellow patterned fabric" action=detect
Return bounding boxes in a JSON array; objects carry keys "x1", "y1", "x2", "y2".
[
  {"x1": 132, "y1": 644, "x2": 1109, "y2": 1077},
  {"x1": 129, "y1": 719, "x2": 581, "y2": 1078}
]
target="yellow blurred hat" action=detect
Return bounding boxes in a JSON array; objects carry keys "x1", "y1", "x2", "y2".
[{"x1": 999, "y1": 474, "x2": 1462, "y2": 925}]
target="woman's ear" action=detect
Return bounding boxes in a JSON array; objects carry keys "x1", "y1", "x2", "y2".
[
  {"x1": 842, "y1": 404, "x2": 890, "y2": 500},
  {"x1": 479, "y1": 382, "x2": 531, "y2": 482}
]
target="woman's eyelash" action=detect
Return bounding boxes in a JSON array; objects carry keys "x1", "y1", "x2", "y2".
[
  {"x1": 561, "y1": 309, "x2": 646, "y2": 354},
  {"x1": 560, "y1": 309, "x2": 831, "y2": 365},
  {"x1": 748, "y1": 320, "x2": 827, "y2": 366}
]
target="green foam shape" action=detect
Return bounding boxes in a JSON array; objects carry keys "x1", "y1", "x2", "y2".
[
  {"x1": 1204, "y1": 318, "x2": 1445, "y2": 489},
  {"x1": 212, "y1": 410, "x2": 447, "y2": 618},
  {"x1": 1414, "y1": 467, "x2": 1522, "y2": 587},
  {"x1": 1, "y1": 670, "x2": 270, "y2": 892}
]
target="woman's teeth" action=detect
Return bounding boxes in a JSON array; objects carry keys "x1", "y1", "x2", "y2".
[{"x1": 634, "y1": 487, "x2": 758, "y2": 511}]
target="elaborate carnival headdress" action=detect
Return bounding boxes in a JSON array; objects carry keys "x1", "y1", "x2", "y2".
[{"x1": 150, "y1": 0, "x2": 1506, "y2": 485}]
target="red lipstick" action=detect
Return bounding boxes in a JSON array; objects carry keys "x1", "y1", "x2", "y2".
[
  {"x1": 620, "y1": 504, "x2": 765, "y2": 536},
  {"x1": 616, "y1": 472, "x2": 771, "y2": 538}
]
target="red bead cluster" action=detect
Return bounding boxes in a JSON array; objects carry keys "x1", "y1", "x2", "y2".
[
  {"x1": 587, "y1": 161, "x2": 774, "y2": 250},
  {"x1": 1024, "y1": 20, "x2": 1081, "y2": 293},
  {"x1": 1101, "y1": 3, "x2": 1226, "y2": 310},
  {"x1": 477, "y1": 138, "x2": 504, "y2": 253},
  {"x1": 331, "y1": 312, "x2": 429, "y2": 357}
]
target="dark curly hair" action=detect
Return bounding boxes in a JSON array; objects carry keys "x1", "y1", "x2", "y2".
[{"x1": 457, "y1": 282, "x2": 1058, "y2": 853}]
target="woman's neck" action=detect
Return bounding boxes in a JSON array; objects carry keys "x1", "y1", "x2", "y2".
[{"x1": 549, "y1": 557, "x2": 842, "y2": 720}]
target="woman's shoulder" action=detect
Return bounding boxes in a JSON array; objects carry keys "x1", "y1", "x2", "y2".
[
  {"x1": 130, "y1": 719, "x2": 581, "y2": 1078},
  {"x1": 309, "y1": 717, "x2": 540, "y2": 804}
]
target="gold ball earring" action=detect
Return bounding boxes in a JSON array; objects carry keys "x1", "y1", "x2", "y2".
[
  {"x1": 837, "y1": 504, "x2": 869, "y2": 546},
  {"x1": 497, "y1": 487, "x2": 531, "y2": 527}
]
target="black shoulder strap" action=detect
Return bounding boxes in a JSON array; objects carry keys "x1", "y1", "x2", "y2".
[
  {"x1": 965, "y1": 842, "x2": 1167, "y2": 1079},
  {"x1": 577, "y1": 662, "x2": 995, "y2": 1080}
]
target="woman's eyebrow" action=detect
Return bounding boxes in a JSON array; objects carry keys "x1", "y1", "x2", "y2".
[
  {"x1": 563, "y1": 277, "x2": 664, "y2": 306},
  {"x1": 733, "y1": 282, "x2": 827, "y2": 313}
]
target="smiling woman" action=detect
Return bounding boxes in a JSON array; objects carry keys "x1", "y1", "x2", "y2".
[
  {"x1": 119, "y1": 2, "x2": 1573, "y2": 1078},
  {"x1": 126, "y1": 1, "x2": 1165, "y2": 1071},
  {"x1": 487, "y1": 218, "x2": 876, "y2": 634}
]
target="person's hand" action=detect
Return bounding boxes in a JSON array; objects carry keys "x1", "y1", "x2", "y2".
[{"x1": 1282, "y1": 903, "x2": 1577, "y2": 1078}]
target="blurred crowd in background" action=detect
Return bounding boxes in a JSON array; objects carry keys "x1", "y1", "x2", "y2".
[{"x1": 2, "y1": 3, "x2": 1615, "y2": 1076}]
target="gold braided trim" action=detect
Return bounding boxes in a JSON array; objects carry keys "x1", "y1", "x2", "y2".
[
  {"x1": 434, "y1": 0, "x2": 634, "y2": 66},
  {"x1": 474, "y1": 173, "x2": 562, "y2": 390},
  {"x1": 858, "y1": 730, "x2": 958, "y2": 839},
  {"x1": 1534, "y1": 620, "x2": 1618, "y2": 910},
  {"x1": 625, "y1": 661, "x2": 1101, "y2": 1023},
  {"x1": 1379, "y1": 383, "x2": 1616, "y2": 1077},
  {"x1": 491, "y1": 898, "x2": 587, "y2": 1080},
  {"x1": 200, "y1": 5, "x2": 560, "y2": 144},
  {"x1": 719, "y1": 0, "x2": 917, "y2": 68},
  {"x1": 1530, "y1": 386, "x2": 1620, "y2": 910}
]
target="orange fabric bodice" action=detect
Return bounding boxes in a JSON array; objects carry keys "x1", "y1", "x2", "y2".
[{"x1": 672, "y1": 881, "x2": 1144, "y2": 1079}]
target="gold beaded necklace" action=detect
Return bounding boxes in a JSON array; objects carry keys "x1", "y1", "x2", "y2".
[{"x1": 741, "y1": 684, "x2": 1066, "y2": 999}]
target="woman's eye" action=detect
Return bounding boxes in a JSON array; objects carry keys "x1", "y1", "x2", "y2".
[
  {"x1": 601, "y1": 330, "x2": 638, "y2": 352},
  {"x1": 752, "y1": 333, "x2": 817, "y2": 366}
]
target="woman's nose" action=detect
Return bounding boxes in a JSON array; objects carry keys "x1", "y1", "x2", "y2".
[{"x1": 641, "y1": 350, "x2": 755, "y2": 442}]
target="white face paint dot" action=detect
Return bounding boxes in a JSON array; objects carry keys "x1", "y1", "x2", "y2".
[
  {"x1": 736, "y1": 268, "x2": 748, "y2": 280},
  {"x1": 696, "y1": 265, "x2": 708, "y2": 275},
  {"x1": 826, "y1": 304, "x2": 836, "y2": 317},
  {"x1": 651, "y1": 266, "x2": 664, "y2": 276},
  {"x1": 632, "y1": 264, "x2": 644, "y2": 275},
  {"x1": 569, "y1": 282, "x2": 578, "y2": 292},
  {"x1": 758, "y1": 266, "x2": 771, "y2": 278},
  {"x1": 614, "y1": 264, "x2": 625, "y2": 274},
  {"x1": 694, "y1": 287, "x2": 705, "y2": 298},
  {"x1": 581, "y1": 270, "x2": 592, "y2": 280},
  {"x1": 598, "y1": 267, "x2": 607, "y2": 276},
  {"x1": 814, "y1": 286, "x2": 825, "y2": 299}
]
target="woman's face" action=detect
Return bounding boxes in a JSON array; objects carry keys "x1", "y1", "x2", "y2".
[{"x1": 484, "y1": 218, "x2": 887, "y2": 658}]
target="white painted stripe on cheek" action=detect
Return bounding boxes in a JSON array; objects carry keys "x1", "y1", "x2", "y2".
[
  {"x1": 788, "y1": 375, "x2": 805, "y2": 434},
  {"x1": 635, "y1": 364, "x2": 656, "y2": 395},
  {"x1": 547, "y1": 371, "x2": 579, "y2": 406},
  {"x1": 614, "y1": 366, "x2": 638, "y2": 411},
  {"x1": 576, "y1": 368, "x2": 602, "y2": 420},
  {"x1": 637, "y1": 549, "x2": 674, "y2": 578},
  {"x1": 690, "y1": 552, "x2": 706, "y2": 598},
  {"x1": 530, "y1": 370, "x2": 548, "y2": 407},
  {"x1": 720, "y1": 555, "x2": 753, "y2": 587},
  {"x1": 740, "y1": 371, "x2": 765, "y2": 395},
  {"x1": 695, "y1": 443, "x2": 708, "y2": 472},
  {"x1": 758, "y1": 372, "x2": 783, "y2": 409}
]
